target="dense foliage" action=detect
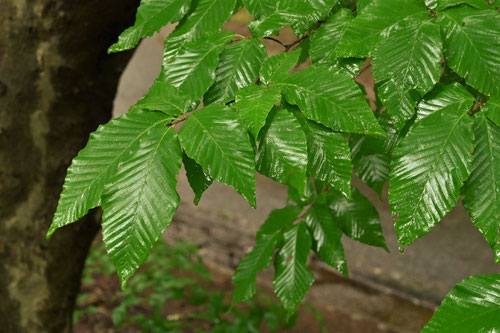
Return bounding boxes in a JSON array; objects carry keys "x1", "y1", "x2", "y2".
[{"x1": 48, "y1": 0, "x2": 500, "y2": 330}]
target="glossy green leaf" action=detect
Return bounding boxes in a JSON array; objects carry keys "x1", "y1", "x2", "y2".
[
  {"x1": 483, "y1": 95, "x2": 500, "y2": 127},
  {"x1": 162, "y1": 0, "x2": 237, "y2": 62},
  {"x1": 162, "y1": 31, "x2": 235, "y2": 99},
  {"x1": 305, "y1": 204, "x2": 348, "y2": 276},
  {"x1": 249, "y1": 0, "x2": 337, "y2": 37},
  {"x1": 47, "y1": 111, "x2": 172, "y2": 238},
  {"x1": 232, "y1": 205, "x2": 302, "y2": 304},
  {"x1": 288, "y1": 182, "x2": 314, "y2": 207},
  {"x1": 232, "y1": 85, "x2": 282, "y2": 138},
  {"x1": 463, "y1": 115, "x2": 500, "y2": 263},
  {"x1": 389, "y1": 104, "x2": 474, "y2": 246},
  {"x1": 326, "y1": 188, "x2": 387, "y2": 250},
  {"x1": 375, "y1": 79, "x2": 419, "y2": 130},
  {"x1": 242, "y1": 0, "x2": 278, "y2": 19},
  {"x1": 132, "y1": 81, "x2": 196, "y2": 116},
  {"x1": 331, "y1": 58, "x2": 366, "y2": 77},
  {"x1": 260, "y1": 50, "x2": 300, "y2": 86},
  {"x1": 417, "y1": 83, "x2": 475, "y2": 122},
  {"x1": 275, "y1": 65, "x2": 385, "y2": 136},
  {"x1": 256, "y1": 106, "x2": 308, "y2": 195},
  {"x1": 294, "y1": 109, "x2": 352, "y2": 199},
  {"x1": 108, "y1": 0, "x2": 191, "y2": 53},
  {"x1": 438, "y1": 6, "x2": 500, "y2": 95},
  {"x1": 423, "y1": 274, "x2": 500, "y2": 332},
  {"x1": 101, "y1": 126, "x2": 182, "y2": 287},
  {"x1": 309, "y1": 8, "x2": 354, "y2": 63},
  {"x1": 372, "y1": 17, "x2": 442, "y2": 127},
  {"x1": 350, "y1": 134, "x2": 390, "y2": 197},
  {"x1": 436, "y1": 0, "x2": 498, "y2": 10},
  {"x1": 273, "y1": 222, "x2": 314, "y2": 314},
  {"x1": 182, "y1": 152, "x2": 213, "y2": 205},
  {"x1": 333, "y1": 0, "x2": 428, "y2": 57},
  {"x1": 178, "y1": 104, "x2": 256, "y2": 207},
  {"x1": 204, "y1": 38, "x2": 267, "y2": 104}
]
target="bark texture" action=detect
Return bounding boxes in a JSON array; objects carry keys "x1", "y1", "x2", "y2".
[{"x1": 0, "y1": 1, "x2": 138, "y2": 331}]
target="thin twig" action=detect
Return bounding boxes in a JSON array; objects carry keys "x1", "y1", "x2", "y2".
[
  {"x1": 264, "y1": 36, "x2": 287, "y2": 49},
  {"x1": 469, "y1": 98, "x2": 488, "y2": 116},
  {"x1": 166, "y1": 114, "x2": 190, "y2": 127}
]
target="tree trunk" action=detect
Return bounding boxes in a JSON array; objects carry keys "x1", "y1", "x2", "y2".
[{"x1": 0, "y1": 1, "x2": 138, "y2": 331}]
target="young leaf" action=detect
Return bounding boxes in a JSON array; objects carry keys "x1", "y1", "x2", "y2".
[
  {"x1": 204, "y1": 38, "x2": 267, "y2": 104},
  {"x1": 249, "y1": 0, "x2": 336, "y2": 38},
  {"x1": 232, "y1": 205, "x2": 302, "y2": 304},
  {"x1": 259, "y1": 50, "x2": 300, "y2": 86},
  {"x1": 326, "y1": 188, "x2": 388, "y2": 251},
  {"x1": 108, "y1": 0, "x2": 191, "y2": 53},
  {"x1": 275, "y1": 65, "x2": 385, "y2": 136},
  {"x1": 350, "y1": 134, "x2": 390, "y2": 197},
  {"x1": 483, "y1": 95, "x2": 500, "y2": 127},
  {"x1": 132, "y1": 81, "x2": 196, "y2": 116},
  {"x1": 182, "y1": 152, "x2": 213, "y2": 205},
  {"x1": 294, "y1": 109, "x2": 352, "y2": 199},
  {"x1": 438, "y1": 6, "x2": 500, "y2": 95},
  {"x1": 389, "y1": 104, "x2": 474, "y2": 246},
  {"x1": 162, "y1": 31, "x2": 235, "y2": 99},
  {"x1": 232, "y1": 85, "x2": 282, "y2": 138},
  {"x1": 162, "y1": 0, "x2": 237, "y2": 62},
  {"x1": 309, "y1": 8, "x2": 354, "y2": 64},
  {"x1": 101, "y1": 126, "x2": 182, "y2": 287},
  {"x1": 333, "y1": 0, "x2": 428, "y2": 57},
  {"x1": 47, "y1": 110, "x2": 172, "y2": 238},
  {"x1": 273, "y1": 222, "x2": 315, "y2": 314},
  {"x1": 304, "y1": 204, "x2": 348, "y2": 276},
  {"x1": 417, "y1": 82, "x2": 475, "y2": 122},
  {"x1": 256, "y1": 106, "x2": 308, "y2": 195},
  {"x1": 422, "y1": 274, "x2": 500, "y2": 332},
  {"x1": 463, "y1": 115, "x2": 500, "y2": 263},
  {"x1": 178, "y1": 104, "x2": 256, "y2": 207}
]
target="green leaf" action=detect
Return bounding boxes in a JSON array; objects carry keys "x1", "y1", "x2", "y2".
[
  {"x1": 417, "y1": 83, "x2": 475, "y2": 122},
  {"x1": 162, "y1": 0, "x2": 237, "y2": 62},
  {"x1": 108, "y1": 0, "x2": 191, "y2": 53},
  {"x1": 331, "y1": 58, "x2": 366, "y2": 77},
  {"x1": 232, "y1": 205, "x2": 302, "y2": 304},
  {"x1": 304, "y1": 205, "x2": 348, "y2": 276},
  {"x1": 273, "y1": 222, "x2": 314, "y2": 314},
  {"x1": 438, "y1": 6, "x2": 500, "y2": 95},
  {"x1": 422, "y1": 274, "x2": 500, "y2": 332},
  {"x1": 132, "y1": 81, "x2": 196, "y2": 116},
  {"x1": 101, "y1": 126, "x2": 182, "y2": 287},
  {"x1": 204, "y1": 38, "x2": 267, "y2": 104},
  {"x1": 257, "y1": 205, "x2": 303, "y2": 238},
  {"x1": 275, "y1": 65, "x2": 385, "y2": 136},
  {"x1": 309, "y1": 8, "x2": 354, "y2": 64},
  {"x1": 375, "y1": 79, "x2": 419, "y2": 130},
  {"x1": 162, "y1": 31, "x2": 235, "y2": 99},
  {"x1": 483, "y1": 95, "x2": 500, "y2": 127},
  {"x1": 47, "y1": 111, "x2": 172, "y2": 238},
  {"x1": 436, "y1": 0, "x2": 497, "y2": 10},
  {"x1": 333, "y1": 0, "x2": 428, "y2": 57},
  {"x1": 242, "y1": 0, "x2": 278, "y2": 19},
  {"x1": 182, "y1": 152, "x2": 213, "y2": 205},
  {"x1": 372, "y1": 17, "x2": 442, "y2": 127},
  {"x1": 389, "y1": 103, "x2": 474, "y2": 246},
  {"x1": 256, "y1": 106, "x2": 308, "y2": 195},
  {"x1": 259, "y1": 50, "x2": 300, "y2": 86},
  {"x1": 463, "y1": 115, "x2": 500, "y2": 263},
  {"x1": 350, "y1": 134, "x2": 390, "y2": 197},
  {"x1": 232, "y1": 85, "x2": 282, "y2": 138},
  {"x1": 249, "y1": 0, "x2": 337, "y2": 37},
  {"x1": 178, "y1": 104, "x2": 256, "y2": 207},
  {"x1": 326, "y1": 188, "x2": 388, "y2": 250},
  {"x1": 294, "y1": 109, "x2": 352, "y2": 199},
  {"x1": 288, "y1": 182, "x2": 314, "y2": 207}
]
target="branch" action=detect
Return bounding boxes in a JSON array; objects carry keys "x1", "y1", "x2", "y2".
[
  {"x1": 263, "y1": 20, "x2": 326, "y2": 53},
  {"x1": 166, "y1": 114, "x2": 190, "y2": 127}
]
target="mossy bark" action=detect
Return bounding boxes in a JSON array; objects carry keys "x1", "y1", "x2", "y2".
[{"x1": 0, "y1": 1, "x2": 138, "y2": 331}]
